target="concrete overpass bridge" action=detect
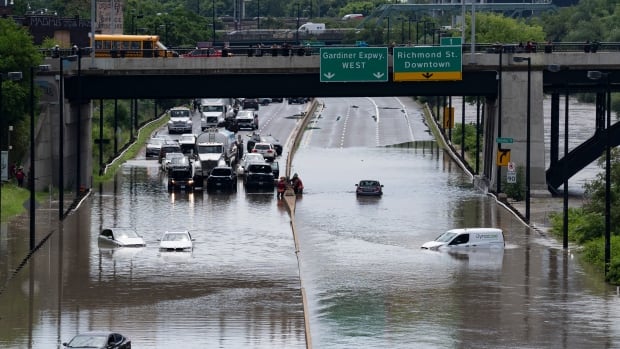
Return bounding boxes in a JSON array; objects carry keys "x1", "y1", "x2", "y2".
[{"x1": 30, "y1": 50, "x2": 620, "y2": 201}]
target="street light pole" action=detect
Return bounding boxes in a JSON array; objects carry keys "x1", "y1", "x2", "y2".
[
  {"x1": 588, "y1": 70, "x2": 612, "y2": 274},
  {"x1": 29, "y1": 66, "x2": 36, "y2": 250},
  {"x1": 58, "y1": 55, "x2": 77, "y2": 220},
  {"x1": 513, "y1": 56, "x2": 531, "y2": 222},
  {"x1": 212, "y1": 0, "x2": 216, "y2": 42}
]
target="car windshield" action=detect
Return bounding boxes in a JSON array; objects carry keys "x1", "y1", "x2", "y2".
[
  {"x1": 254, "y1": 144, "x2": 270, "y2": 150},
  {"x1": 359, "y1": 180, "x2": 379, "y2": 187},
  {"x1": 162, "y1": 145, "x2": 181, "y2": 152},
  {"x1": 114, "y1": 230, "x2": 140, "y2": 239},
  {"x1": 163, "y1": 233, "x2": 190, "y2": 241},
  {"x1": 180, "y1": 135, "x2": 195, "y2": 143},
  {"x1": 248, "y1": 164, "x2": 272, "y2": 173},
  {"x1": 435, "y1": 232, "x2": 457, "y2": 242},
  {"x1": 197, "y1": 145, "x2": 223, "y2": 153},
  {"x1": 166, "y1": 153, "x2": 184, "y2": 161},
  {"x1": 66, "y1": 333, "x2": 108, "y2": 347},
  {"x1": 148, "y1": 138, "x2": 165, "y2": 146},
  {"x1": 203, "y1": 105, "x2": 224, "y2": 112},
  {"x1": 237, "y1": 111, "x2": 254, "y2": 118},
  {"x1": 170, "y1": 109, "x2": 190, "y2": 117},
  {"x1": 211, "y1": 168, "x2": 232, "y2": 176}
]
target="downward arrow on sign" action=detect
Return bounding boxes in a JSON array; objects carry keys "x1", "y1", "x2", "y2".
[
  {"x1": 422, "y1": 72, "x2": 434, "y2": 79},
  {"x1": 323, "y1": 72, "x2": 335, "y2": 79}
]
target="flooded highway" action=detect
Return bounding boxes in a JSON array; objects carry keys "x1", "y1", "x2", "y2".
[{"x1": 1, "y1": 97, "x2": 619, "y2": 348}]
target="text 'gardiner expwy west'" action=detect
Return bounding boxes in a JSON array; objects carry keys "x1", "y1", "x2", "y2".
[{"x1": 322, "y1": 50, "x2": 385, "y2": 69}]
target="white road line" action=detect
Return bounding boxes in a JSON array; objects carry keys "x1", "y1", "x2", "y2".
[
  {"x1": 394, "y1": 97, "x2": 416, "y2": 142},
  {"x1": 366, "y1": 97, "x2": 380, "y2": 146},
  {"x1": 340, "y1": 105, "x2": 350, "y2": 148}
]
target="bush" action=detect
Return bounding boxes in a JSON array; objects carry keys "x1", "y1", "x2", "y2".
[{"x1": 580, "y1": 236, "x2": 620, "y2": 284}]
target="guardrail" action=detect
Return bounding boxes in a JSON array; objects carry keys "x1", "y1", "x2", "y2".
[{"x1": 38, "y1": 41, "x2": 620, "y2": 59}]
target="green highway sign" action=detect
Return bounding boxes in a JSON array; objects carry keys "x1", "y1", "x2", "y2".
[
  {"x1": 392, "y1": 46, "x2": 462, "y2": 81},
  {"x1": 320, "y1": 47, "x2": 388, "y2": 82},
  {"x1": 496, "y1": 137, "x2": 514, "y2": 144},
  {"x1": 441, "y1": 37, "x2": 462, "y2": 46}
]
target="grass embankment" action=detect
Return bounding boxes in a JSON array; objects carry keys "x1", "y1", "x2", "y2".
[
  {"x1": 0, "y1": 184, "x2": 47, "y2": 221},
  {"x1": 93, "y1": 115, "x2": 169, "y2": 182}
]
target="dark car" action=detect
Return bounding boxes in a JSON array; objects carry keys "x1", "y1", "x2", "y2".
[
  {"x1": 167, "y1": 157, "x2": 195, "y2": 192},
  {"x1": 288, "y1": 97, "x2": 307, "y2": 104},
  {"x1": 206, "y1": 166, "x2": 237, "y2": 191},
  {"x1": 63, "y1": 331, "x2": 131, "y2": 349},
  {"x1": 271, "y1": 97, "x2": 284, "y2": 103},
  {"x1": 355, "y1": 179, "x2": 383, "y2": 196},
  {"x1": 244, "y1": 162, "x2": 275, "y2": 189},
  {"x1": 158, "y1": 142, "x2": 182, "y2": 163},
  {"x1": 270, "y1": 161, "x2": 280, "y2": 178},
  {"x1": 242, "y1": 98, "x2": 259, "y2": 110},
  {"x1": 246, "y1": 133, "x2": 282, "y2": 156},
  {"x1": 260, "y1": 135, "x2": 283, "y2": 156},
  {"x1": 145, "y1": 137, "x2": 166, "y2": 158}
]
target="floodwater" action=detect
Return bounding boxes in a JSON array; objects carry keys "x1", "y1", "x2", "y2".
[{"x1": 0, "y1": 96, "x2": 618, "y2": 348}]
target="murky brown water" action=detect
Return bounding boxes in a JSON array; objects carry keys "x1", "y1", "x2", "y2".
[{"x1": 1, "y1": 97, "x2": 618, "y2": 348}]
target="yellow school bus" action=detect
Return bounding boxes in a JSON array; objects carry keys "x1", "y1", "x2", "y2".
[{"x1": 92, "y1": 34, "x2": 179, "y2": 58}]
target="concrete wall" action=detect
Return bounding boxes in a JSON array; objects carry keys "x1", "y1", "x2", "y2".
[{"x1": 487, "y1": 69, "x2": 546, "y2": 193}]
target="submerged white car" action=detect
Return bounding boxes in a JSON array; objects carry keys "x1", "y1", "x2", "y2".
[
  {"x1": 98, "y1": 228, "x2": 146, "y2": 248},
  {"x1": 159, "y1": 231, "x2": 194, "y2": 251},
  {"x1": 421, "y1": 228, "x2": 505, "y2": 250}
]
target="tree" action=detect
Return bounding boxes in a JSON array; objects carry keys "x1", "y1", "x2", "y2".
[
  {"x1": 464, "y1": 12, "x2": 545, "y2": 44},
  {"x1": 0, "y1": 19, "x2": 42, "y2": 153}
]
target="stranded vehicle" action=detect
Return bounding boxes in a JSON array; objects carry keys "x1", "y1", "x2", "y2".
[
  {"x1": 167, "y1": 155, "x2": 198, "y2": 191},
  {"x1": 200, "y1": 98, "x2": 235, "y2": 130},
  {"x1": 421, "y1": 228, "x2": 505, "y2": 250},
  {"x1": 167, "y1": 106, "x2": 193, "y2": 134}
]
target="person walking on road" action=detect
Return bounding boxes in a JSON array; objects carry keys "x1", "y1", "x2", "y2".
[
  {"x1": 277, "y1": 177, "x2": 287, "y2": 199},
  {"x1": 291, "y1": 173, "x2": 304, "y2": 195},
  {"x1": 15, "y1": 167, "x2": 25, "y2": 187}
]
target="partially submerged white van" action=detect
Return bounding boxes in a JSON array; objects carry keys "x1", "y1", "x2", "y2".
[{"x1": 421, "y1": 228, "x2": 505, "y2": 250}]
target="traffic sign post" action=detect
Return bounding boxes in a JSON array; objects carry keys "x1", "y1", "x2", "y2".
[
  {"x1": 320, "y1": 47, "x2": 388, "y2": 82},
  {"x1": 507, "y1": 170, "x2": 517, "y2": 183},
  {"x1": 496, "y1": 137, "x2": 514, "y2": 144},
  {"x1": 392, "y1": 46, "x2": 462, "y2": 81},
  {"x1": 497, "y1": 149, "x2": 511, "y2": 166}
]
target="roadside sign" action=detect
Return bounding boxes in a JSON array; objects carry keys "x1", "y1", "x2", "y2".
[
  {"x1": 320, "y1": 47, "x2": 388, "y2": 82},
  {"x1": 507, "y1": 161, "x2": 515, "y2": 171},
  {"x1": 392, "y1": 46, "x2": 462, "y2": 81},
  {"x1": 443, "y1": 107, "x2": 455, "y2": 129},
  {"x1": 496, "y1": 137, "x2": 514, "y2": 144},
  {"x1": 441, "y1": 37, "x2": 462, "y2": 46},
  {"x1": 497, "y1": 149, "x2": 511, "y2": 166},
  {"x1": 507, "y1": 170, "x2": 517, "y2": 183}
]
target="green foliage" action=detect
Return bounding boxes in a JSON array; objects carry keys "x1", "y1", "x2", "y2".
[
  {"x1": 580, "y1": 236, "x2": 620, "y2": 284},
  {"x1": 465, "y1": 12, "x2": 546, "y2": 44},
  {"x1": 338, "y1": 2, "x2": 375, "y2": 18},
  {"x1": 502, "y1": 165, "x2": 524, "y2": 201},
  {"x1": 452, "y1": 123, "x2": 478, "y2": 152},
  {"x1": 0, "y1": 18, "x2": 42, "y2": 152},
  {"x1": 549, "y1": 208, "x2": 604, "y2": 243}
]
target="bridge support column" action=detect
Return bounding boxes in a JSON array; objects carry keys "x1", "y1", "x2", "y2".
[{"x1": 491, "y1": 69, "x2": 547, "y2": 195}]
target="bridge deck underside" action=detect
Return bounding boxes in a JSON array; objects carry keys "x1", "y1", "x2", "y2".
[{"x1": 64, "y1": 71, "x2": 498, "y2": 100}]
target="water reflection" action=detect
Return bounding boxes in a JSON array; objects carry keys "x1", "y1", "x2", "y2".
[{"x1": 293, "y1": 145, "x2": 620, "y2": 349}]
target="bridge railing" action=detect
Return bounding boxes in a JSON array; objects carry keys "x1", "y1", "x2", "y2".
[{"x1": 38, "y1": 41, "x2": 620, "y2": 59}]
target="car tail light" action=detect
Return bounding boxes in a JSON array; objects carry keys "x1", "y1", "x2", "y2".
[{"x1": 252, "y1": 149, "x2": 257, "y2": 152}]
